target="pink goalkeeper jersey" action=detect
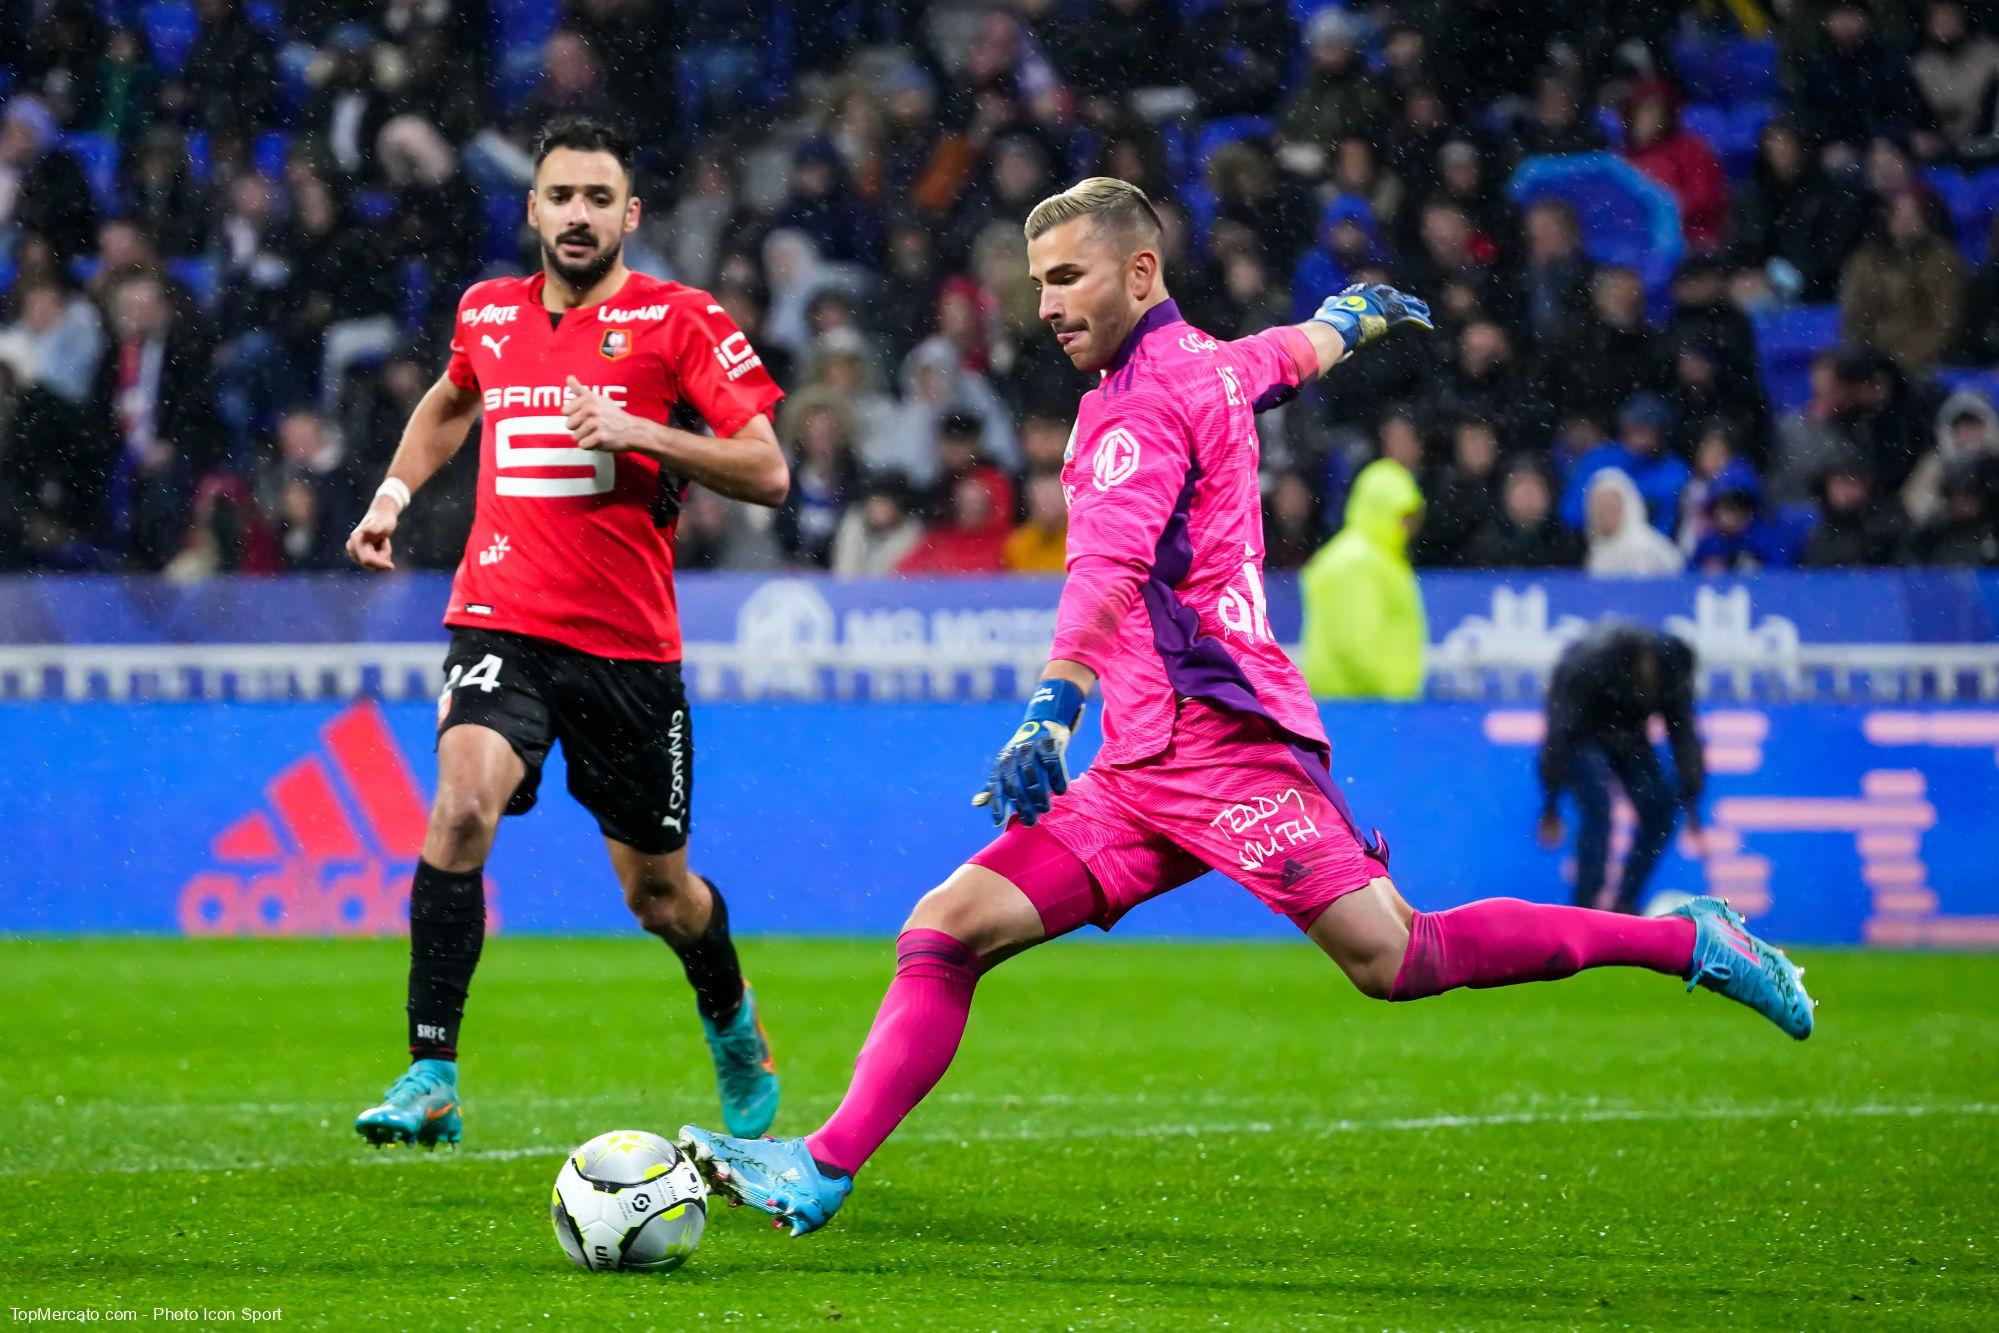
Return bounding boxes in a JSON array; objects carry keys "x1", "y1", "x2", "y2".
[{"x1": 1051, "y1": 299, "x2": 1327, "y2": 767}]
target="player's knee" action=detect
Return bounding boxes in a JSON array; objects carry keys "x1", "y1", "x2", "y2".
[
  {"x1": 623, "y1": 865, "x2": 704, "y2": 942},
  {"x1": 426, "y1": 785, "x2": 501, "y2": 863},
  {"x1": 903, "y1": 882, "x2": 1004, "y2": 957}
]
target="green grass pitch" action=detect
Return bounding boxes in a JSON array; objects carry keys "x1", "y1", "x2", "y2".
[{"x1": 3, "y1": 938, "x2": 1993, "y2": 1329}]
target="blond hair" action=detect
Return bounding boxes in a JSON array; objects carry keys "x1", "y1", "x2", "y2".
[{"x1": 1023, "y1": 176, "x2": 1163, "y2": 248}]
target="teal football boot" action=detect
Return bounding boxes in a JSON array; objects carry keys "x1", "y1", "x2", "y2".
[
  {"x1": 678, "y1": 1126, "x2": 852, "y2": 1237},
  {"x1": 701, "y1": 983, "x2": 780, "y2": 1137},
  {"x1": 1671, "y1": 896, "x2": 1816, "y2": 1040},
  {"x1": 354, "y1": 1058, "x2": 462, "y2": 1148}
]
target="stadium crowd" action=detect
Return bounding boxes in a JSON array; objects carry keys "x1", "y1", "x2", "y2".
[{"x1": 4, "y1": 0, "x2": 1999, "y2": 579}]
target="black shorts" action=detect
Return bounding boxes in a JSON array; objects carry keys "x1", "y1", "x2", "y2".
[{"x1": 437, "y1": 627, "x2": 693, "y2": 855}]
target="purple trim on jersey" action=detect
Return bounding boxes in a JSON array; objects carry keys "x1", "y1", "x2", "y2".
[
  {"x1": 1252, "y1": 380, "x2": 1302, "y2": 413},
  {"x1": 1139, "y1": 459, "x2": 1320, "y2": 747},
  {"x1": 1283, "y1": 741, "x2": 1390, "y2": 867},
  {"x1": 1102, "y1": 299, "x2": 1186, "y2": 394}
]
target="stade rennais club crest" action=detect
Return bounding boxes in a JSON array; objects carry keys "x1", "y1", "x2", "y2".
[{"x1": 176, "y1": 701, "x2": 499, "y2": 937}]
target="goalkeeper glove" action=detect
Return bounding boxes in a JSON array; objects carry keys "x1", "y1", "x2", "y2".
[
  {"x1": 1312, "y1": 283, "x2": 1433, "y2": 352},
  {"x1": 974, "y1": 678, "x2": 1086, "y2": 828}
]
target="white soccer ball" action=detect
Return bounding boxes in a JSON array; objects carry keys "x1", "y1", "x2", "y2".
[{"x1": 550, "y1": 1130, "x2": 707, "y2": 1273}]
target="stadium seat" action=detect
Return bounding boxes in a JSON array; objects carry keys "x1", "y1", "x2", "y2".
[
  {"x1": 1752, "y1": 304, "x2": 1842, "y2": 412},
  {"x1": 1180, "y1": 115, "x2": 1275, "y2": 252},
  {"x1": 1509, "y1": 153, "x2": 1684, "y2": 295},
  {"x1": 1671, "y1": 35, "x2": 1778, "y2": 108},
  {"x1": 1934, "y1": 367, "x2": 1999, "y2": 402},
  {"x1": 139, "y1": 1, "x2": 199, "y2": 77},
  {"x1": 254, "y1": 131, "x2": 290, "y2": 180},
  {"x1": 1682, "y1": 101, "x2": 1772, "y2": 180},
  {"x1": 165, "y1": 256, "x2": 219, "y2": 310},
  {"x1": 244, "y1": 0, "x2": 285, "y2": 37},
  {"x1": 1920, "y1": 166, "x2": 1999, "y2": 265},
  {"x1": 58, "y1": 132, "x2": 120, "y2": 210}
]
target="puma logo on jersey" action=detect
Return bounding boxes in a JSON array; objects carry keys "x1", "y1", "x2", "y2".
[
  {"x1": 481, "y1": 335, "x2": 510, "y2": 359},
  {"x1": 463, "y1": 304, "x2": 518, "y2": 326}
]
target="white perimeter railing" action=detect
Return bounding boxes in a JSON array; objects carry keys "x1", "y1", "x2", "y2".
[{"x1": 2, "y1": 641, "x2": 1998, "y2": 705}]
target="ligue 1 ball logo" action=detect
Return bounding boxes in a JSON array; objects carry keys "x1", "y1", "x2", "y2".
[{"x1": 600, "y1": 328, "x2": 633, "y2": 361}]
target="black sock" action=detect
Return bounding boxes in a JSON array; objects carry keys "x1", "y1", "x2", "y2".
[
  {"x1": 671, "y1": 877, "x2": 745, "y2": 1027},
  {"x1": 407, "y1": 859, "x2": 486, "y2": 1061}
]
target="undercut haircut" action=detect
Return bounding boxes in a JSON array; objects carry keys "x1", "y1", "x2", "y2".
[
  {"x1": 1024, "y1": 176, "x2": 1163, "y2": 252},
  {"x1": 533, "y1": 115, "x2": 636, "y2": 184}
]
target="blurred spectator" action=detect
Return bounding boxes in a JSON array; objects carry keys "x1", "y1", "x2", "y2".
[
  {"x1": 254, "y1": 408, "x2": 367, "y2": 571},
  {"x1": 774, "y1": 389, "x2": 861, "y2": 568},
  {"x1": 160, "y1": 472, "x2": 280, "y2": 582},
  {"x1": 1621, "y1": 81, "x2": 1730, "y2": 251},
  {"x1": 1734, "y1": 120, "x2": 1868, "y2": 304},
  {"x1": 1676, "y1": 419, "x2": 1748, "y2": 554},
  {"x1": 1300, "y1": 459, "x2": 1427, "y2": 699},
  {"x1": 1519, "y1": 199, "x2": 1594, "y2": 343},
  {"x1": 127, "y1": 127, "x2": 210, "y2": 256},
  {"x1": 1, "y1": 95, "x2": 99, "y2": 262},
  {"x1": 1208, "y1": 143, "x2": 1314, "y2": 271},
  {"x1": 1802, "y1": 454, "x2": 1908, "y2": 566},
  {"x1": 1291, "y1": 196, "x2": 1386, "y2": 321},
  {"x1": 162, "y1": 0, "x2": 276, "y2": 134},
  {"x1": 376, "y1": 116, "x2": 479, "y2": 298},
  {"x1": 1467, "y1": 459, "x2": 1585, "y2": 567},
  {"x1": 303, "y1": 25, "x2": 396, "y2": 179},
  {"x1": 15, "y1": 0, "x2": 110, "y2": 130},
  {"x1": 1840, "y1": 190, "x2": 1967, "y2": 374},
  {"x1": 1434, "y1": 141, "x2": 1516, "y2": 258},
  {"x1": 831, "y1": 471, "x2": 922, "y2": 577},
  {"x1": 1690, "y1": 462, "x2": 1797, "y2": 573},
  {"x1": 1799, "y1": 3, "x2": 1929, "y2": 159},
  {"x1": 771, "y1": 138, "x2": 881, "y2": 267},
  {"x1": 1770, "y1": 350, "x2": 1852, "y2": 503},
  {"x1": 1564, "y1": 394, "x2": 1691, "y2": 536},
  {"x1": 1658, "y1": 258, "x2": 1757, "y2": 392},
  {"x1": 1328, "y1": 134, "x2": 1405, "y2": 236},
  {"x1": 1911, "y1": 1, "x2": 1999, "y2": 149},
  {"x1": 1584, "y1": 469, "x2": 1686, "y2": 577},
  {"x1": 1540, "y1": 266, "x2": 1657, "y2": 428},
  {"x1": 4, "y1": 279, "x2": 102, "y2": 405},
  {"x1": 1512, "y1": 74, "x2": 1607, "y2": 160},
  {"x1": 1276, "y1": 10, "x2": 1387, "y2": 178},
  {"x1": 283, "y1": 171, "x2": 397, "y2": 409},
  {"x1": 1905, "y1": 455, "x2": 1999, "y2": 563},
  {"x1": 1904, "y1": 389, "x2": 1999, "y2": 522},
  {"x1": 1067, "y1": 0, "x2": 1185, "y2": 108},
  {"x1": 1665, "y1": 335, "x2": 1769, "y2": 468},
  {"x1": 514, "y1": 29, "x2": 614, "y2": 133},
  {"x1": 646, "y1": 150, "x2": 745, "y2": 289},
  {"x1": 1263, "y1": 467, "x2": 1323, "y2": 571},
  {"x1": 896, "y1": 469, "x2": 1012, "y2": 575},
  {"x1": 91, "y1": 272, "x2": 216, "y2": 569},
  {"x1": 1003, "y1": 470, "x2": 1068, "y2": 573},
  {"x1": 1413, "y1": 417, "x2": 1502, "y2": 568},
  {"x1": 1422, "y1": 320, "x2": 1552, "y2": 455},
  {"x1": 799, "y1": 328, "x2": 896, "y2": 452},
  {"x1": 561, "y1": 0, "x2": 669, "y2": 142},
  {"x1": 1187, "y1": 0, "x2": 1297, "y2": 118},
  {"x1": 878, "y1": 340, "x2": 1017, "y2": 485},
  {"x1": 1831, "y1": 344, "x2": 1935, "y2": 492},
  {"x1": 0, "y1": 331, "x2": 94, "y2": 569},
  {"x1": 1405, "y1": 200, "x2": 1504, "y2": 319}
]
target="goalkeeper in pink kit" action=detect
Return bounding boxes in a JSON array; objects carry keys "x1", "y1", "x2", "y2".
[{"x1": 680, "y1": 178, "x2": 1814, "y2": 1236}]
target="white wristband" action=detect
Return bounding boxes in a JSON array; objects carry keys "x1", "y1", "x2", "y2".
[{"x1": 374, "y1": 478, "x2": 412, "y2": 512}]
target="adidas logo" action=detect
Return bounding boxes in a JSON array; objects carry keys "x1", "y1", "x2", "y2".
[{"x1": 177, "y1": 701, "x2": 500, "y2": 936}]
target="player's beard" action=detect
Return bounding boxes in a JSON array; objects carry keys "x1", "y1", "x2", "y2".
[{"x1": 542, "y1": 229, "x2": 623, "y2": 292}]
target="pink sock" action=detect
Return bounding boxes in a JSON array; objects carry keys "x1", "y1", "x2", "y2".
[
  {"x1": 1389, "y1": 898, "x2": 1696, "y2": 1001},
  {"x1": 804, "y1": 929, "x2": 982, "y2": 1176}
]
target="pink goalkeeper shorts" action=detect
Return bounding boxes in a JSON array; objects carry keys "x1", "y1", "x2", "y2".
[{"x1": 970, "y1": 700, "x2": 1389, "y2": 934}]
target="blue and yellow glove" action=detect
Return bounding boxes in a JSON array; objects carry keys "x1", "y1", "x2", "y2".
[
  {"x1": 972, "y1": 678, "x2": 1086, "y2": 827},
  {"x1": 1312, "y1": 283, "x2": 1433, "y2": 352}
]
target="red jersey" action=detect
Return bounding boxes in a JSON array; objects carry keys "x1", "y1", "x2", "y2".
[{"x1": 440, "y1": 271, "x2": 783, "y2": 660}]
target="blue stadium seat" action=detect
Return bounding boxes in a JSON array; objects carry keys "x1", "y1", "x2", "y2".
[
  {"x1": 353, "y1": 191, "x2": 397, "y2": 222},
  {"x1": 491, "y1": 0, "x2": 561, "y2": 53},
  {"x1": 186, "y1": 130, "x2": 208, "y2": 180},
  {"x1": 244, "y1": 1, "x2": 285, "y2": 37},
  {"x1": 1509, "y1": 153, "x2": 1683, "y2": 295},
  {"x1": 140, "y1": 1, "x2": 200, "y2": 77},
  {"x1": 1752, "y1": 304, "x2": 1842, "y2": 412},
  {"x1": 1934, "y1": 367, "x2": 1999, "y2": 401},
  {"x1": 1921, "y1": 166, "x2": 1999, "y2": 265},
  {"x1": 0, "y1": 256, "x2": 15, "y2": 295},
  {"x1": 1671, "y1": 36, "x2": 1777, "y2": 108},
  {"x1": 254, "y1": 131, "x2": 289, "y2": 180},
  {"x1": 165, "y1": 256, "x2": 219, "y2": 310},
  {"x1": 1180, "y1": 115, "x2": 1275, "y2": 252},
  {"x1": 59, "y1": 132, "x2": 120, "y2": 210},
  {"x1": 1682, "y1": 101, "x2": 1772, "y2": 179}
]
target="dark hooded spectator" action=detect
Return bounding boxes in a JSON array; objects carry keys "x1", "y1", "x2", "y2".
[
  {"x1": 376, "y1": 116, "x2": 480, "y2": 306},
  {"x1": 1511, "y1": 74, "x2": 1608, "y2": 160},
  {"x1": 771, "y1": 137, "x2": 881, "y2": 266},
  {"x1": 1665, "y1": 336, "x2": 1770, "y2": 468},
  {"x1": 1291, "y1": 196, "x2": 1387, "y2": 320},
  {"x1": 1264, "y1": 467, "x2": 1325, "y2": 571},
  {"x1": 0, "y1": 330, "x2": 97, "y2": 569},
  {"x1": 161, "y1": 0, "x2": 276, "y2": 133},
  {"x1": 1467, "y1": 459, "x2": 1586, "y2": 568},
  {"x1": 1413, "y1": 417, "x2": 1503, "y2": 568},
  {"x1": 1421, "y1": 320, "x2": 1554, "y2": 455},
  {"x1": 1799, "y1": 3, "x2": 1930, "y2": 155},
  {"x1": 1389, "y1": 87, "x2": 1458, "y2": 203},
  {"x1": 127, "y1": 126, "x2": 210, "y2": 256},
  {"x1": 1622, "y1": 80, "x2": 1730, "y2": 251},
  {"x1": 254, "y1": 407, "x2": 367, "y2": 571},
  {"x1": 1658, "y1": 257, "x2": 1758, "y2": 390},
  {"x1": 1905, "y1": 454, "x2": 1999, "y2": 564},
  {"x1": 831, "y1": 471, "x2": 923, "y2": 576},
  {"x1": 301, "y1": 24, "x2": 397, "y2": 179},
  {"x1": 1519, "y1": 199, "x2": 1595, "y2": 344},
  {"x1": 1733, "y1": 119, "x2": 1869, "y2": 304},
  {"x1": 0, "y1": 95, "x2": 99, "y2": 263},
  {"x1": 1539, "y1": 266, "x2": 1659, "y2": 427},
  {"x1": 1207, "y1": 142, "x2": 1315, "y2": 272},
  {"x1": 1840, "y1": 189, "x2": 1968, "y2": 374},
  {"x1": 869, "y1": 219, "x2": 941, "y2": 367},
  {"x1": 1564, "y1": 393, "x2": 1691, "y2": 536},
  {"x1": 1904, "y1": 388, "x2": 1999, "y2": 522},
  {"x1": 1830, "y1": 343, "x2": 1936, "y2": 492},
  {"x1": 774, "y1": 388, "x2": 862, "y2": 568},
  {"x1": 1187, "y1": 0, "x2": 1297, "y2": 118},
  {"x1": 1066, "y1": 0, "x2": 1185, "y2": 104},
  {"x1": 15, "y1": 0, "x2": 111, "y2": 130},
  {"x1": 1690, "y1": 462, "x2": 1798, "y2": 572},
  {"x1": 1801, "y1": 454, "x2": 1907, "y2": 566},
  {"x1": 1911, "y1": 1, "x2": 1999, "y2": 149},
  {"x1": 1276, "y1": 9, "x2": 1389, "y2": 177}
]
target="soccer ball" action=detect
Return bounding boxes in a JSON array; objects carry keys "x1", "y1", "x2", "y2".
[{"x1": 550, "y1": 1130, "x2": 707, "y2": 1272}]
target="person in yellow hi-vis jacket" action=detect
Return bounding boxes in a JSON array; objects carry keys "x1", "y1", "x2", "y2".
[{"x1": 1300, "y1": 457, "x2": 1428, "y2": 698}]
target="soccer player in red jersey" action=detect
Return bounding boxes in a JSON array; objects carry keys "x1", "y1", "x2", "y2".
[
  {"x1": 346, "y1": 117, "x2": 788, "y2": 1148},
  {"x1": 678, "y1": 178, "x2": 1815, "y2": 1237}
]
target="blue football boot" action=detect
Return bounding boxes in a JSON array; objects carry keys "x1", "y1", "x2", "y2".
[
  {"x1": 354, "y1": 1058, "x2": 463, "y2": 1148},
  {"x1": 678, "y1": 1126, "x2": 852, "y2": 1237},
  {"x1": 701, "y1": 983, "x2": 780, "y2": 1137},
  {"x1": 1671, "y1": 896, "x2": 1815, "y2": 1040}
]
